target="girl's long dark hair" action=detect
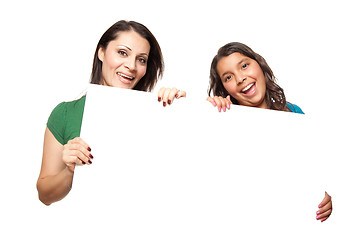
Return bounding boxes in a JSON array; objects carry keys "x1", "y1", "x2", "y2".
[
  {"x1": 208, "y1": 42, "x2": 289, "y2": 111},
  {"x1": 90, "y1": 20, "x2": 164, "y2": 92}
]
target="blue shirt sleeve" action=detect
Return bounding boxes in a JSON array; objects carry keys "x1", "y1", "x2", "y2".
[{"x1": 286, "y1": 102, "x2": 304, "y2": 114}]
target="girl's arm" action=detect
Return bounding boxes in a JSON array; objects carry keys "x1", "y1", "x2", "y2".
[{"x1": 36, "y1": 128, "x2": 92, "y2": 205}]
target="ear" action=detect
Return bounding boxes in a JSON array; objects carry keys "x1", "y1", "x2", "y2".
[{"x1": 98, "y1": 47, "x2": 105, "y2": 62}]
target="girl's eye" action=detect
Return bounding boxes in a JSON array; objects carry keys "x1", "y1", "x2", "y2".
[
  {"x1": 242, "y1": 63, "x2": 249, "y2": 69},
  {"x1": 225, "y1": 75, "x2": 232, "y2": 82},
  {"x1": 118, "y1": 50, "x2": 127, "y2": 56}
]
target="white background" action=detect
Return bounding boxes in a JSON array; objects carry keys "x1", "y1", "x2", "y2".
[{"x1": 0, "y1": 0, "x2": 359, "y2": 238}]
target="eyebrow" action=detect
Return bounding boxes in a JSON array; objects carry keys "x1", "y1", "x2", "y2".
[
  {"x1": 118, "y1": 45, "x2": 148, "y2": 57},
  {"x1": 221, "y1": 59, "x2": 246, "y2": 78},
  {"x1": 118, "y1": 45, "x2": 132, "y2": 51}
]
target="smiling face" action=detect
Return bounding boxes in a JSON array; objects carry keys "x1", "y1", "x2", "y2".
[
  {"x1": 217, "y1": 52, "x2": 268, "y2": 109},
  {"x1": 98, "y1": 30, "x2": 150, "y2": 89}
]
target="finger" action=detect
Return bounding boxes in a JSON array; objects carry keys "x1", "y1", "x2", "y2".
[
  {"x1": 162, "y1": 88, "x2": 171, "y2": 107},
  {"x1": 317, "y1": 200, "x2": 332, "y2": 215},
  {"x1": 157, "y1": 87, "x2": 165, "y2": 102},
  {"x1": 316, "y1": 209, "x2": 332, "y2": 221},
  {"x1": 70, "y1": 149, "x2": 92, "y2": 165},
  {"x1": 63, "y1": 155, "x2": 85, "y2": 167},
  {"x1": 206, "y1": 97, "x2": 217, "y2": 107},
  {"x1": 320, "y1": 217, "x2": 328, "y2": 222},
  {"x1": 68, "y1": 137, "x2": 91, "y2": 152},
  {"x1": 167, "y1": 88, "x2": 178, "y2": 105},
  {"x1": 218, "y1": 96, "x2": 227, "y2": 112},
  {"x1": 213, "y1": 96, "x2": 225, "y2": 112},
  {"x1": 226, "y1": 95, "x2": 232, "y2": 109},
  {"x1": 67, "y1": 143, "x2": 93, "y2": 163},
  {"x1": 318, "y1": 191, "x2": 331, "y2": 208},
  {"x1": 175, "y1": 90, "x2": 186, "y2": 99}
]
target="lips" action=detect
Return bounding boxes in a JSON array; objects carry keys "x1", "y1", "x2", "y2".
[
  {"x1": 241, "y1": 82, "x2": 256, "y2": 96},
  {"x1": 116, "y1": 72, "x2": 135, "y2": 84}
]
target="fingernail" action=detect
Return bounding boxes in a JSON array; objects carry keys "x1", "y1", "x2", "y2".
[
  {"x1": 227, "y1": 104, "x2": 230, "y2": 109},
  {"x1": 321, "y1": 219, "x2": 325, "y2": 222},
  {"x1": 88, "y1": 147, "x2": 91, "y2": 151},
  {"x1": 223, "y1": 107, "x2": 226, "y2": 112},
  {"x1": 316, "y1": 211, "x2": 320, "y2": 215},
  {"x1": 158, "y1": 97, "x2": 161, "y2": 102},
  {"x1": 168, "y1": 99, "x2": 171, "y2": 105},
  {"x1": 318, "y1": 204, "x2": 322, "y2": 208},
  {"x1": 88, "y1": 160, "x2": 92, "y2": 164},
  {"x1": 316, "y1": 216, "x2": 320, "y2": 220},
  {"x1": 81, "y1": 160, "x2": 86, "y2": 165},
  {"x1": 175, "y1": 94, "x2": 179, "y2": 98},
  {"x1": 218, "y1": 107, "x2": 221, "y2": 112},
  {"x1": 90, "y1": 154, "x2": 94, "y2": 159},
  {"x1": 163, "y1": 102, "x2": 166, "y2": 107}
]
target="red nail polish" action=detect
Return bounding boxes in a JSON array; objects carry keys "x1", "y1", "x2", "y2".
[
  {"x1": 175, "y1": 94, "x2": 179, "y2": 98},
  {"x1": 90, "y1": 154, "x2": 94, "y2": 159},
  {"x1": 158, "y1": 97, "x2": 161, "y2": 102},
  {"x1": 88, "y1": 147, "x2": 91, "y2": 151},
  {"x1": 168, "y1": 99, "x2": 171, "y2": 104},
  {"x1": 88, "y1": 160, "x2": 92, "y2": 164},
  {"x1": 81, "y1": 160, "x2": 86, "y2": 165},
  {"x1": 163, "y1": 102, "x2": 166, "y2": 107}
]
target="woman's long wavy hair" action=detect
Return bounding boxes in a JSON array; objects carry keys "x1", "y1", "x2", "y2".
[
  {"x1": 90, "y1": 20, "x2": 164, "y2": 92},
  {"x1": 208, "y1": 42, "x2": 289, "y2": 111}
]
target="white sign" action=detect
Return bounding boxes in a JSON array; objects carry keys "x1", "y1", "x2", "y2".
[{"x1": 60, "y1": 84, "x2": 327, "y2": 239}]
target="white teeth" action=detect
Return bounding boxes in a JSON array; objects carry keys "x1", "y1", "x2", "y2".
[
  {"x1": 117, "y1": 73, "x2": 134, "y2": 80},
  {"x1": 242, "y1": 83, "x2": 254, "y2": 93}
]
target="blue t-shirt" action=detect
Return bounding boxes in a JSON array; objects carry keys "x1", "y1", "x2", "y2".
[{"x1": 286, "y1": 102, "x2": 304, "y2": 114}]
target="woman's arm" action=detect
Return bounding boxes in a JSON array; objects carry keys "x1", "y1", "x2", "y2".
[{"x1": 36, "y1": 128, "x2": 92, "y2": 205}]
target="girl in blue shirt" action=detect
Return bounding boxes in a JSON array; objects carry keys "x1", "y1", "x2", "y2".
[{"x1": 206, "y1": 42, "x2": 332, "y2": 222}]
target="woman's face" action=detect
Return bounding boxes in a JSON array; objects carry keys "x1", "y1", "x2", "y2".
[
  {"x1": 98, "y1": 30, "x2": 150, "y2": 89},
  {"x1": 217, "y1": 52, "x2": 267, "y2": 109}
]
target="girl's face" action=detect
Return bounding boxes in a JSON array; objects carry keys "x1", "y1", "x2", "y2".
[
  {"x1": 217, "y1": 53, "x2": 267, "y2": 109},
  {"x1": 98, "y1": 30, "x2": 150, "y2": 89}
]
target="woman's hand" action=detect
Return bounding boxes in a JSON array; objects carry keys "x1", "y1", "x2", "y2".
[
  {"x1": 206, "y1": 95, "x2": 232, "y2": 112},
  {"x1": 158, "y1": 87, "x2": 186, "y2": 107},
  {"x1": 63, "y1": 137, "x2": 93, "y2": 172},
  {"x1": 316, "y1": 191, "x2": 332, "y2": 222}
]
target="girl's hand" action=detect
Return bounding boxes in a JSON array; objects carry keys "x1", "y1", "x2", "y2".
[
  {"x1": 158, "y1": 87, "x2": 186, "y2": 107},
  {"x1": 206, "y1": 95, "x2": 232, "y2": 112},
  {"x1": 63, "y1": 137, "x2": 93, "y2": 172},
  {"x1": 316, "y1": 191, "x2": 332, "y2": 222}
]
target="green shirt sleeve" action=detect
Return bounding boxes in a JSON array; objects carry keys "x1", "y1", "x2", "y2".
[
  {"x1": 46, "y1": 96, "x2": 86, "y2": 145},
  {"x1": 47, "y1": 102, "x2": 67, "y2": 145}
]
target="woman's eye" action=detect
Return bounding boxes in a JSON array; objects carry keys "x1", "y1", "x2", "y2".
[
  {"x1": 138, "y1": 58, "x2": 147, "y2": 64},
  {"x1": 118, "y1": 50, "x2": 127, "y2": 56}
]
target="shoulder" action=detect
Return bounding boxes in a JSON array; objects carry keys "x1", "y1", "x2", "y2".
[
  {"x1": 286, "y1": 102, "x2": 304, "y2": 114},
  {"x1": 49, "y1": 96, "x2": 86, "y2": 119}
]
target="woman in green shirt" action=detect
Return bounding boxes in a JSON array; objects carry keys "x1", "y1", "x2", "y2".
[{"x1": 37, "y1": 20, "x2": 185, "y2": 205}]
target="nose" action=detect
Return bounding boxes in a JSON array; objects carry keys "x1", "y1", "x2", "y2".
[
  {"x1": 236, "y1": 75, "x2": 247, "y2": 85},
  {"x1": 124, "y1": 57, "x2": 136, "y2": 72}
]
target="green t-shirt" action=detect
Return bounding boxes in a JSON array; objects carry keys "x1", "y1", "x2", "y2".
[{"x1": 47, "y1": 95, "x2": 86, "y2": 145}]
